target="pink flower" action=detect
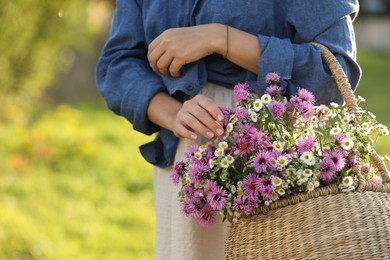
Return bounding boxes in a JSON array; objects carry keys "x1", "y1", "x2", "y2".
[
  {"x1": 171, "y1": 161, "x2": 185, "y2": 185},
  {"x1": 252, "y1": 150, "x2": 274, "y2": 173},
  {"x1": 328, "y1": 150, "x2": 346, "y2": 171},
  {"x1": 258, "y1": 177, "x2": 274, "y2": 200},
  {"x1": 369, "y1": 176, "x2": 383, "y2": 185},
  {"x1": 335, "y1": 133, "x2": 346, "y2": 145},
  {"x1": 188, "y1": 162, "x2": 208, "y2": 185},
  {"x1": 265, "y1": 85, "x2": 281, "y2": 97},
  {"x1": 196, "y1": 205, "x2": 216, "y2": 227},
  {"x1": 235, "y1": 107, "x2": 248, "y2": 121},
  {"x1": 206, "y1": 181, "x2": 228, "y2": 210},
  {"x1": 319, "y1": 157, "x2": 337, "y2": 183},
  {"x1": 297, "y1": 88, "x2": 315, "y2": 104},
  {"x1": 265, "y1": 72, "x2": 280, "y2": 85},
  {"x1": 298, "y1": 102, "x2": 314, "y2": 120},
  {"x1": 243, "y1": 174, "x2": 262, "y2": 200},
  {"x1": 268, "y1": 101, "x2": 287, "y2": 118},
  {"x1": 296, "y1": 136, "x2": 317, "y2": 154},
  {"x1": 232, "y1": 195, "x2": 253, "y2": 215},
  {"x1": 361, "y1": 163, "x2": 371, "y2": 173},
  {"x1": 233, "y1": 83, "x2": 250, "y2": 102}
]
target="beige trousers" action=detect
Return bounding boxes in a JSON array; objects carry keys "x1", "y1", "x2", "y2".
[{"x1": 153, "y1": 82, "x2": 236, "y2": 260}]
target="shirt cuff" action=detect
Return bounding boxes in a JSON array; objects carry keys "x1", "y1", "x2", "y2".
[{"x1": 255, "y1": 35, "x2": 294, "y2": 95}]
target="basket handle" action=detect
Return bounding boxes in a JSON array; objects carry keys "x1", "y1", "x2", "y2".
[{"x1": 311, "y1": 42, "x2": 390, "y2": 184}]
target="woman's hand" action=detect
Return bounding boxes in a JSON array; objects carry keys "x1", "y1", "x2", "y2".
[
  {"x1": 148, "y1": 24, "x2": 226, "y2": 77},
  {"x1": 172, "y1": 94, "x2": 225, "y2": 140}
]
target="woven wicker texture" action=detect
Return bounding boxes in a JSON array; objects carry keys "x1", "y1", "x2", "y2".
[
  {"x1": 225, "y1": 192, "x2": 390, "y2": 260},
  {"x1": 224, "y1": 43, "x2": 390, "y2": 259}
]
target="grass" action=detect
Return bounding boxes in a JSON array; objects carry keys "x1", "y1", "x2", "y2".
[{"x1": 0, "y1": 51, "x2": 389, "y2": 259}]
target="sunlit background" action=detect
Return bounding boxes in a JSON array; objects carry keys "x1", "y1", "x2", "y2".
[{"x1": 0, "y1": 1, "x2": 389, "y2": 259}]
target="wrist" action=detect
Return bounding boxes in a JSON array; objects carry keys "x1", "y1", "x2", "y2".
[{"x1": 208, "y1": 23, "x2": 228, "y2": 56}]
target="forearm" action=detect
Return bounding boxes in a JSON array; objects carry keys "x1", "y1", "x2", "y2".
[{"x1": 212, "y1": 24, "x2": 261, "y2": 75}]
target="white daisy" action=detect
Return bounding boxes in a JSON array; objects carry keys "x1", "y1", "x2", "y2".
[
  {"x1": 209, "y1": 159, "x2": 215, "y2": 169},
  {"x1": 276, "y1": 155, "x2": 289, "y2": 167},
  {"x1": 250, "y1": 112, "x2": 258, "y2": 122},
  {"x1": 226, "y1": 155, "x2": 234, "y2": 164},
  {"x1": 341, "y1": 137, "x2": 354, "y2": 151},
  {"x1": 198, "y1": 144, "x2": 207, "y2": 152},
  {"x1": 358, "y1": 96, "x2": 366, "y2": 102},
  {"x1": 307, "y1": 182, "x2": 315, "y2": 192},
  {"x1": 330, "y1": 126, "x2": 341, "y2": 136},
  {"x1": 253, "y1": 99, "x2": 264, "y2": 111},
  {"x1": 300, "y1": 151, "x2": 316, "y2": 166},
  {"x1": 276, "y1": 187, "x2": 285, "y2": 196},
  {"x1": 314, "y1": 180, "x2": 320, "y2": 187},
  {"x1": 261, "y1": 94, "x2": 272, "y2": 104},
  {"x1": 214, "y1": 148, "x2": 224, "y2": 157},
  {"x1": 272, "y1": 176, "x2": 283, "y2": 187},
  {"x1": 330, "y1": 102, "x2": 339, "y2": 108},
  {"x1": 273, "y1": 141, "x2": 285, "y2": 152},
  {"x1": 303, "y1": 169, "x2": 313, "y2": 177},
  {"x1": 342, "y1": 176, "x2": 354, "y2": 186},
  {"x1": 218, "y1": 141, "x2": 228, "y2": 149},
  {"x1": 226, "y1": 123, "x2": 234, "y2": 133},
  {"x1": 221, "y1": 158, "x2": 230, "y2": 168},
  {"x1": 194, "y1": 152, "x2": 202, "y2": 160}
]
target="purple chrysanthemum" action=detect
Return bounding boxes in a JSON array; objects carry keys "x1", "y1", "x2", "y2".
[
  {"x1": 268, "y1": 101, "x2": 287, "y2": 118},
  {"x1": 233, "y1": 83, "x2": 250, "y2": 102},
  {"x1": 258, "y1": 177, "x2": 274, "y2": 200},
  {"x1": 206, "y1": 180, "x2": 228, "y2": 210},
  {"x1": 297, "y1": 88, "x2": 315, "y2": 104},
  {"x1": 298, "y1": 102, "x2": 314, "y2": 120},
  {"x1": 265, "y1": 85, "x2": 281, "y2": 97},
  {"x1": 252, "y1": 150, "x2": 274, "y2": 173},
  {"x1": 232, "y1": 195, "x2": 253, "y2": 215},
  {"x1": 188, "y1": 162, "x2": 209, "y2": 185},
  {"x1": 319, "y1": 157, "x2": 337, "y2": 183},
  {"x1": 328, "y1": 150, "x2": 346, "y2": 171},
  {"x1": 235, "y1": 107, "x2": 248, "y2": 121},
  {"x1": 171, "y1": 161, "x2": 186, "y2": 185},
  {"x1": 242, "y1": 174, "x2": 262, "y2": 200},
  {"x1": 265, "y1": 72, "x2": 280, "y2": 85},
  {"x1": 290, "y1": 96, "x2": 302, "y2": 110},
  {"x1": 196, "y1": 205, "x2": 216, "y2": 227},
  {"x1": 296, "y1": 136, "x2": 317, "y2": 154}
]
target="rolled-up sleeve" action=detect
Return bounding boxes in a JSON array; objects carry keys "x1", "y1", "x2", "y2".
[
  {"x1": 96, "y1": 0, "x2": 165, "y2": 135},
  {"x1": 255, "y1": 0, "x2": 361, "y2": 105}
]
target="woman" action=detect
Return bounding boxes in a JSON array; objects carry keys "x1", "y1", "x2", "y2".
[{"x1": 96, "y1": 1, "x2": 361, "y2": 259}]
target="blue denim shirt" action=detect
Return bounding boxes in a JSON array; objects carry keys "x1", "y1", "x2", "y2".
[{"x1": 96, "y1": 0, "x2": 361, "y2": 168}]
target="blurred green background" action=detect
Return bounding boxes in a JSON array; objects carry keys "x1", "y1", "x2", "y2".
[{"x1": 0, "y1": 1, "x2": 389, "y2": 259}]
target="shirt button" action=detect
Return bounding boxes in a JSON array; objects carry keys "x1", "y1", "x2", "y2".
[{"x1": 186, "y1": 85, "x2": 193, "y2": 91}]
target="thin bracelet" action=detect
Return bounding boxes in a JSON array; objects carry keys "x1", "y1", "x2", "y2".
[{"x1": 225, "y1": 25, "x2": 229, "y2": 58}]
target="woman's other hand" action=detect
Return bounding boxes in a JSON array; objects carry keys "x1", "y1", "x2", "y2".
[
  {"x1": 148, "y1": 24, "x2": 226, "y2": 77},
  {"x1": 172, "y1": 94, "x2": 225, "y2": 140}
]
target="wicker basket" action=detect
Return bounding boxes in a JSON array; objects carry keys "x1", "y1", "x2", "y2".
[{"x1": 224, "y1": 43, "x2": 390, "y2": 260}]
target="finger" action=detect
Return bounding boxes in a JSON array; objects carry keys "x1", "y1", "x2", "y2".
[
  {"x1": 188, "y1": 103, "x2": 224, "y2": 137},
  {"x1": 195, "y1": 95, "x2": 225, "y2": 123},
  {"x1": 148, "y1": 44, "x2": 165, "y2": 73},
  {"x1": 173, "y1": 122, "x2": 198, "y2": 140},
  {"x1": 169, "y1": 57, "x2": 184, "y2": 78},
  {"x1": 156, "y1": 52, "x2": 174, "y2": 76},
  {"x1": 179, "y1": 110, "x2": 216, "y2": 139}
]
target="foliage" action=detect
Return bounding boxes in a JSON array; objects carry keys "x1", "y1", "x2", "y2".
[
  {"x1": 0, "y1": 0, "x2": 113, "y2": 123},
  {"x1": 0, "y1": 103, "x2": 155, "y2": 259}
]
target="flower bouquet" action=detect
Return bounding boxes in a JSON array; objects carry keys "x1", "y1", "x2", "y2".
[
  {"x1": 171, "y1": 43, "x2": 390, "y2": 259},
  {"x1": 171, "y1": 72, "x2": 390, "y2": 226}
]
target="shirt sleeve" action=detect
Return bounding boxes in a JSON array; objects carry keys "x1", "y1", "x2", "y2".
[
  {"x1": 95, "y1": 0, "x2": 165, "y2": 135},
  {"x1": 255, "y1": 0, "x2": 361, "y2": 105}
]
